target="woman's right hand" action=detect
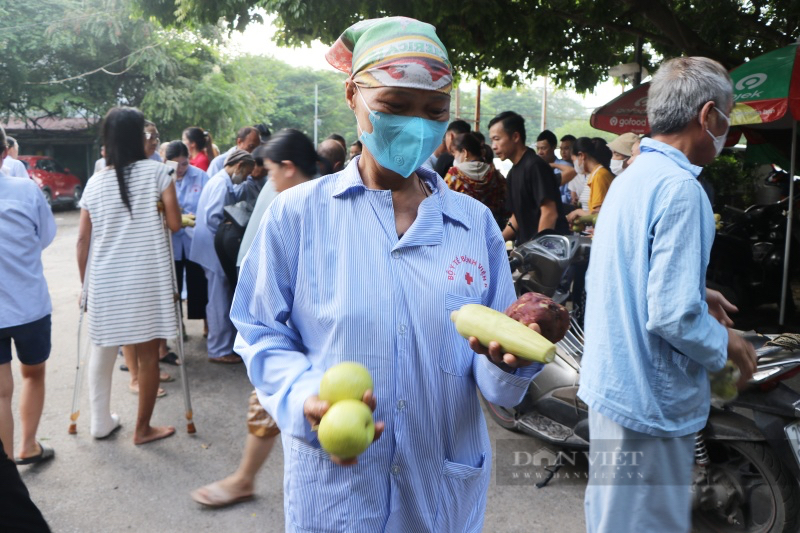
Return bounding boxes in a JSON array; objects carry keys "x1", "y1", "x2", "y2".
[{"x1": 304, "y1": 390, "x2": 385, "y2": 466}]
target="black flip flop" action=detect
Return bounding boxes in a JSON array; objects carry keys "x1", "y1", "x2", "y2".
[
  {"x1": 160, "y1": 352, "x2": 181, "y2": 366},
  {"x1": 15, "y1": 442, "x2": 55, "y2": 465}
]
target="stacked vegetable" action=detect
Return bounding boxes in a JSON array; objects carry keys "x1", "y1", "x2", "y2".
[
  {"x1": 572, "y1": 214, "x2": 598, "y2": 233},
  {"x1": 451, "y1": 292, "x2": 570, "y2": 363}
]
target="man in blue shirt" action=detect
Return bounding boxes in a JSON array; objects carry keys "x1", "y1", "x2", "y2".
[
  {"x1": 578, "y1": 57, "x2": 757, "y2": 532},
  {"x1": 0, "y1": 126, "x2": 57, "y2": 466},
  {"x1": 207, "y1": 126, "x2": 262, "y2": 177}
]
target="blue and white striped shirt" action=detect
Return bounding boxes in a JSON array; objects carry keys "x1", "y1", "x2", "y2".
[
  {"x1": 232, "y1": 161, "x2": 542, "y2": 533},
  {"x1": 172, "y1": 165, "x2": 209, "y2": 260}
]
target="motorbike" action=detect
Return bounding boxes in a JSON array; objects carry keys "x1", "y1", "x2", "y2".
[
  {"x1": 486, "y1": 233, "x2": 800, "y2": 532},
  {"x1": 707, "y1": 169, "x2": 800, "y2": 313}
]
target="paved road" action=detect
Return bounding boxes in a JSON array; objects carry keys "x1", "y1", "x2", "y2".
[{"x1": 14, "y1": 209, "x2": 587, "y2": 532}]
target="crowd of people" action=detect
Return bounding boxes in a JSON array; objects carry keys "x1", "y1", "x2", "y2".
[{"x1": 0, "y1": 14, "x2": 759, "y2": 533}]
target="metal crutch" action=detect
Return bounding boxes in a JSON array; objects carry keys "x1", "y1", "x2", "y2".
[
  {"x1": 158, "y1": 202, "x2": 197, "y2": 434},
  {"x1": 69, "y1": 248, "x2": 91, "y2": 434}
]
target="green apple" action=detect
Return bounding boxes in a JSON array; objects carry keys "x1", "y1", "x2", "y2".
[
  {"x1": 709, "y1": 360, "x2": 741, "y2": 403},
  {"x1": 318, "y1": 399, "x2": 375, "y2": 459},
  {"x1": 319, "y1": 362, "x2": 374, "y2": 405}
]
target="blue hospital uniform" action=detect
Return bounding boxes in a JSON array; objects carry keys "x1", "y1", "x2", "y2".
[
  {"x1": 231, "y1": 161, "x2": 543, "y2": 532},
  {"x1": 190, "y1": 169, "x2": 237, "y2": 358},
  {"x1": 578, "y1": 138, "x2": 728, "y2": 532},
  {"x1": 172, "y1": 165, "x2": 209, "y2": 260}
]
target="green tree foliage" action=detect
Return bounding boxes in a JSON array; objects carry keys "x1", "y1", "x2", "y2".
[
  {"x1": 700, "y1": 152, "x2": 756, "y2": 207},
  {"x1": 232, "y1": 56, "x2": 358, "y2": 145},
  {"x1": 0, "y1": 0, "x2": 269, "y2": 143},
  {"x1": 453, "y1": 84, "x2": 591, "y2": 140},
  {"x1": 135, "y1": 0, "x2": 800, "y2": 92},
  {"x1": 0, "y1": 0, "x2": 595, "y2": 152},
  {"x1": 554, "y1": 120, "x2": 618, "y2": 143}
]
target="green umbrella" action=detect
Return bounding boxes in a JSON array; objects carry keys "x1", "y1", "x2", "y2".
[
  {"x1": 730, "y1": 42, "x2": 800, "y2": 324},
  {"x1": 731, "y1": 43, "x2": 800, "y2": 128}
]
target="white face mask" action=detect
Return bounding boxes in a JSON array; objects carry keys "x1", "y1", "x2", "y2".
[
  {"x1": 573, "y1": 158, "x2": 585, "y2": 175},
  {"x1": 231, "y1": 172, "x2": 246, "y2": 185},
  {"x1": 706, "y1": 107, "x2": 730, "y2": 157},
  {"x1": 609, "y1": 159, "x2": 626, "y2": 176}
]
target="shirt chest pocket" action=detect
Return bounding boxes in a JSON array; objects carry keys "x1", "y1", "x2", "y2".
[{"x1": 441, "y1": 292, "x2": 483, "y2": 376}]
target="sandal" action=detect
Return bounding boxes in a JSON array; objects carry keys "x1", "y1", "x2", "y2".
[
  {"x1": 15, "y1": 441, "x2": 55, "y2": 465},
  {"x1": 129, "y1": 385, "x2": 167, "y2": 398},
  {"x1": 160, "y1": 351, "x2": 181, "y2": 366},
  {"x1": 160, "y1": 371, "x2": 174, "y2": 383},
  {"x1": 190, "y1": 482, "x2": 253, "y2": 508}
]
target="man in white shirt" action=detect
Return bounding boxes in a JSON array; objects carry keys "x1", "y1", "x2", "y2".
[
  {"x1": 2, "y1": 137, "x2": 28, "y2": 178},
  {"x1": 207, "y1": 127, "x2": 262, "y2": 177}
]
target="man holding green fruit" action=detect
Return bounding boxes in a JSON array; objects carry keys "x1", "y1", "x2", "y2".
[
  {"x1": 231, "y1": 17, "x2": 544, "y2": 533},
  {"x1": 578, "y1": 57, "x2": 758, "y2": 533}
]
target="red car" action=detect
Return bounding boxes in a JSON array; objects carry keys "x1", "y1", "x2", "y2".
[{"x1": 17, "y1": 155, "x2": 83, "y2": 208}]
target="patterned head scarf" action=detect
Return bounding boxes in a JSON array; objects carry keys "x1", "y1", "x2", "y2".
[{"x1": 326, "y1": 17, "x2": 453, "y2": 94}]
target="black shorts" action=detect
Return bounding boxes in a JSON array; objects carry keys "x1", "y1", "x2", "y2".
[{"x1": 0, "y1": 315, "x2": 52, "y2": 365}]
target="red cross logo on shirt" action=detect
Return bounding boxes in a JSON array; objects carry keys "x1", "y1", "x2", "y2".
[{"x1": 465, "y1": 272, "x2": 474, "y2": 285}]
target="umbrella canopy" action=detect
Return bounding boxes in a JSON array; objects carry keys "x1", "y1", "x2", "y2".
[
  {"x1": 590, "y1": 83, "x2": 741, "y2": 146},
  {"x1": 732, "y1": 43, "x2": 800, "y2": 173},
  {"x1": 730, "y1": 43, "x2": 800, "y2": 127},
  {"x1": 589, "y1": 83, "x2": 650, "y2": 134},
  {"x1": 730, "y1": 42, "x2": 800, "y2": 325},
  {"x1": 590, "y1": 46, "x2": 800, "y2": 324},
  {"x1": 591, "y1": 44, "x2": 800, "y2": 136}
]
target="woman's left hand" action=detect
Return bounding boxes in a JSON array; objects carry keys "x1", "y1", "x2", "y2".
[{"x1": 468, "y1": 322, "x2": 542, "y2": 368}]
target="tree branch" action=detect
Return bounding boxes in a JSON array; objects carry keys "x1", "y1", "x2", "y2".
[
  {"x1": 734, "y1": 11, "x2": 792, "y2": 47},
  {"x1": 548, "y1": 8, "x2": 673, "y2": 48},
  {"x1": 619, "y1": 0, "x2": 738, "y2": 66}
]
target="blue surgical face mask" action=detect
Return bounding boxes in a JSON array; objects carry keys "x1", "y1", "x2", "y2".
[{"x1": 355, "y1": 86, "x2": 448, "y2": 178}]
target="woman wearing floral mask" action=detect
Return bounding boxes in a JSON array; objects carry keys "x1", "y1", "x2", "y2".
[
  {"x1": 231, "y1": 17, "x2": 543, "y2": 533},
  {"x1": 445, "y1": 131, "x2": 508, "y2": 228}
]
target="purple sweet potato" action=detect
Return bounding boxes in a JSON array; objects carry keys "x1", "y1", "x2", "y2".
[{"x1": 504, "y1": 292, "x2": 570, "y2": 343}]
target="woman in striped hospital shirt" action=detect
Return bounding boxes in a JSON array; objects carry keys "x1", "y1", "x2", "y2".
[{"x1": 232, "y1": 17, "x2": 545, "y2": 533}]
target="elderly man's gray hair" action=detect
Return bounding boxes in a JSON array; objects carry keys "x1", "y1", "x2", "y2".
[{"x1": 647, "y1": 57, "x2": 733, "y2": 135}]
